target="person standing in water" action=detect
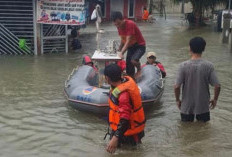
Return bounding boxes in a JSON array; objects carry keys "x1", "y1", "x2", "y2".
[
  {"x1": 174, "y1": 37, "x2": 221, "y2": 122},
  {"x1": 104, "y1": 64, "x2": 145, "y2": 153},
  {"x1": 142, "y1": 7, "x2": 149, "y2": 22},
  {"x1": 95, "y1": 4, "x2": 102, "y2": 32}
]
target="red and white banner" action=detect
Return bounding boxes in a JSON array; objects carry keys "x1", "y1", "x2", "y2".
[{"x1": 37, "y1": 0, "x2": 86, "y2": 25}]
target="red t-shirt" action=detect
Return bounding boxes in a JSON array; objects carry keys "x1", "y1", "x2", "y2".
[{"x1": 117, "y1": 20, "x2": 146, "y2": 47}]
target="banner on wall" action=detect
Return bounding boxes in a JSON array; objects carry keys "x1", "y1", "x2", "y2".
[
  {"x1": 221, "y1": 10, "x2": 232, "y2": 29},
  {"x1": 37, "y1": 0, "x2": 86, "y2": 25}
]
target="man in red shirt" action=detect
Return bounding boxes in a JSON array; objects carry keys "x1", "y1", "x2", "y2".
[{"x1": 112, "y1": 12, "x2": 146, "y2": 78}]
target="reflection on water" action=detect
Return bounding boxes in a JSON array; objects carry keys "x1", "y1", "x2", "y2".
[{"x1": 0, "y1": 17, "x2": 232, "y2": 156}]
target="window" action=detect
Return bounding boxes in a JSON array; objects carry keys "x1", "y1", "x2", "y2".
[{"x1": 128, "y1": 0, "x2": 135, "y2": 18}]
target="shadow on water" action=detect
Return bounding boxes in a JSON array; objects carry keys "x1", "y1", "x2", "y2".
[{"x1": 66, "y1": 102, "x2": 108, "y2": 124}]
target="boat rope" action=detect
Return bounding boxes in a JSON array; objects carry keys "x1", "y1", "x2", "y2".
[{"x1": 65, "y1": 66, "x2": 78, "y2": 88}]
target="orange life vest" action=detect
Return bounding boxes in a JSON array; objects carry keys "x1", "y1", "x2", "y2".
[
  {"x1": 108, "y1": 76, "x2": 145, "y2": 136},
  {"x1": 142, "y1": 10, "x2": 149, "y2": 20}
]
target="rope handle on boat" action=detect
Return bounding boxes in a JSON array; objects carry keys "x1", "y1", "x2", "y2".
[
  {"x1": 156, "y1": 74, "x2": 164, "y2": 89},
  {"x1": 65, "y1": 66, "x2": 78, "y2": 88},
  {"x1": 159, "y1": 79, "x2": 164, "y2": 89},
  {"x1": 159, "y1": 72, "x2": 164, "y2": 89},
  {"x1": 65, "y1": 80, "x2": 68, "y2": 88},
  {"x1": 160, "y1": 74, "x2": 164, "y2": 88}
]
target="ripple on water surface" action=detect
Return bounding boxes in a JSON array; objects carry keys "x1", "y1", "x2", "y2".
[{"x1": 0, "y1": 18, "x2": 232, "y2": 156}]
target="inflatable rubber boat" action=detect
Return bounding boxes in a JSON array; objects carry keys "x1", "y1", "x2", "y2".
[{"x1": 64, "y1": 64, "x2": 164, "y2": 116}]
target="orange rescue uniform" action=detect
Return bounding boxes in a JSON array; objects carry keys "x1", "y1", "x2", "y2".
[
  {"x1": 142, "y1": 10, "x2": 149, "y2": 20},
  {"x1": 108, "y1": 76, "x2": 146, "y2": 136}
]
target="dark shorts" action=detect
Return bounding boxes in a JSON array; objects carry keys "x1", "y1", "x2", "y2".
[
  {"x1": 126, "y1": 44, "x2": 146, "y2": 77},
  {"x1": 181, "y1": 112, "x2": 210, "y2": 122},
  {"x1": 127, "y1": 44, "x2": 146, "y2": 62}
]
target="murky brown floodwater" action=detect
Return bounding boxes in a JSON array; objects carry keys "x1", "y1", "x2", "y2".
[{"x1": 0, "y1": 17, "x2": 232, "y2": 157}]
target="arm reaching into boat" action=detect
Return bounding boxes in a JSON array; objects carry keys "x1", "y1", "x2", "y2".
[{"x1": 119, "y1": 35, "x2": 133, "y2": 59}]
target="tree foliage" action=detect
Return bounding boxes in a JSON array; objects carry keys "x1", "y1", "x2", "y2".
[{"x1": 172, "y1": 0, "x2": 228, "y2": 25}]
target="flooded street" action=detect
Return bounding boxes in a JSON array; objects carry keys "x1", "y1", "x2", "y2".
[{"x1": 0, "y1": 17, "x2": 232, "y2": 157}]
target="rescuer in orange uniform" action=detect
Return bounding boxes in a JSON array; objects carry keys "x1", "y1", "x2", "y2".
[
  {"x1": 104, "y1": 64, "x2": 146, "y2": 154},
  {"x1": 142, "y1": 7, "x2": 149, "y2": 21}
]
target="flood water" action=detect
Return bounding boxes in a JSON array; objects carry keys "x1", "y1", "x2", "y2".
[{"x1": 0, "y1": 17, "x2": 232, "y2": 157}]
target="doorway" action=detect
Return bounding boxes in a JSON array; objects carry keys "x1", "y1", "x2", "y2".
[
  {"x1": 128, "y1": 0, "x2": 135, "y2": 18},
  {"x1": 110, "y1": 0, "x2": 124, "y2": 15}
]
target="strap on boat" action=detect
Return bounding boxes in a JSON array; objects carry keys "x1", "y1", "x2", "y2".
[
  {"x1": 102, "y1": 92, "x2": 109, "y2": 96},
  {"x1": 104, "y1": 127, "x2": 111, "y2": 140}
]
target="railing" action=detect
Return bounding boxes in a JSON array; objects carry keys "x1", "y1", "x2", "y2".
[
  {"x1": 41, "y1": 24, "x2": 67, "y2": 54},
  {"x1": 0, "y1": 0, "x2": 34, "y2": 55},
  {"x1": 0, "y1": 24, "x2": 32, "y2": 55}
]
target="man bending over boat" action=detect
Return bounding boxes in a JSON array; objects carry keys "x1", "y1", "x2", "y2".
[
  {"x1": 112, "y1": 12, "x2": 146, "y2": 79},
  {"x1": 104, "y1": 64, "x2": 145, "y2": 153}
]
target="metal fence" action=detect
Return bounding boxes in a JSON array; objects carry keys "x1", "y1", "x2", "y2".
[
  {"x1": 41, "y1": 24, "x2": 68, "y2": 54},
  {"x1": 0, "y1": 24, "x2": 32, "y2": 54},
  {"x1": 0, "y1": 0, "x2": 35, "y2": 55},
  {"x1": 0, "y1": 0, "x2": 74, "y2": 55}
]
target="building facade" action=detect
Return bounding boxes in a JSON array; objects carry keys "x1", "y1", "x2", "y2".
[
  {"x1": 0, "y1": 0, "x2": 147, "y2": 55},
  {"x1": 89, "y1": 0, "x2": 147, "y2": 21}
]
